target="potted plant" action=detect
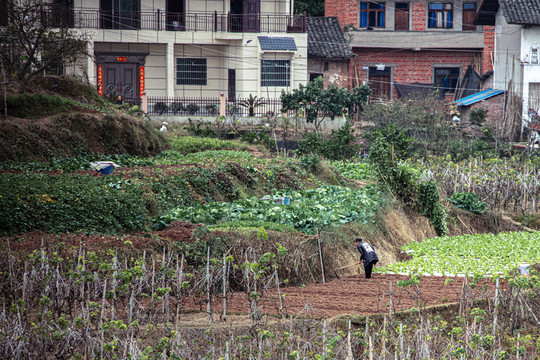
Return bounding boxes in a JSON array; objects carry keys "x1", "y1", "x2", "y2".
[{"x1": 240, "y1": 94, "x2": 266, "y2": 117}]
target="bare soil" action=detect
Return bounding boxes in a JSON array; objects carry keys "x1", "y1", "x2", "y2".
[{"x1": 190, "y1": 273, "x2": 501, "y2": 320}]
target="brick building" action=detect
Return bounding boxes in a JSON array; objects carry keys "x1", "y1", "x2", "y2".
[
  {"x1": 326, "y1": 0, "x2": 495, "y2": 100},
  {"x1": 306, "y1": 17, "x2": 355, "y2": 88}
]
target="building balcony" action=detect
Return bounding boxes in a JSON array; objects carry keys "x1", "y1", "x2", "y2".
[
  {"x1": 348, "y1": 30, "x2": 485, "y2": 49},
  {"x1": 52, "y1": 10, "x2": 306, "y2": 34}
]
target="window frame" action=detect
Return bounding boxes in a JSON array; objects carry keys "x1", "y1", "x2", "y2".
[
  {"x1": 462, "y1": 2, "x2": 477, "y2": 31},
  {"x1": 433, "y1": 66, "x2": 461, "y2": 93},
  {"x1": 261, "y1": 59, "x2": 291, "y2": 87},
  {"x1": 176, "y1": 58, "x2": 207, "y2": 86},
  {"x1": 428, "y1": 3, "x2": 453, "y2": 29},
  {"x1": 359, "y1": 2, "x2": 386, "y2": 28}
]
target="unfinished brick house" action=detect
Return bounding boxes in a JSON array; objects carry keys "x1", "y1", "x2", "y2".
[{"x1": 326, "y1": 0, "x2": 495, "y2": 100}]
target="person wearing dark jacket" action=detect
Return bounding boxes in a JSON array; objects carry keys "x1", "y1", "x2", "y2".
[{"x1": 354, "y1": 238, "x2": 379, "y2": 278}]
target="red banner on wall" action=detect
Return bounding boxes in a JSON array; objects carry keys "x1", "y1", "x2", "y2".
[
  {"x1": 139, "y1": 66, "x2": 145, "y2": 97},
  {"x1": 97, "y1": 66, "x2": 103, "y2": 96}
]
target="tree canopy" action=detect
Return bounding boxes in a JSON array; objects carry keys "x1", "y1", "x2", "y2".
[
  {"x1": 0, "y1": 0, "x2": 88, "y2": 93},
  {"x1": 294, "y1": 0, "x2": 325, "y2": 16},
  {"x1": 281, "y1": 77, "x2": 372, "y2": 132}
]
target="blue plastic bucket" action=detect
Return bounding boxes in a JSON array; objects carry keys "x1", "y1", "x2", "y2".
[
  {"x1": 285, "y1": 197, "x2": 290, "y2": 205},
  {"x1": 99, "y1": 165, "x2": 114, "y2": 175}
]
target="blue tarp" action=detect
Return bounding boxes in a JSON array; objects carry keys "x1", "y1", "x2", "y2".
[{"x1": 455, "y1": 88, "x2": 504, "y2": 106}]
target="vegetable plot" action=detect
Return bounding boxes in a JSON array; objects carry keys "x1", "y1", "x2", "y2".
[
  {"x1": 153, "y1": 185, "x2": 383, "y2": 234},
  {"x1": 385, "y1": 231, "x2": 540, "y2": 277}
]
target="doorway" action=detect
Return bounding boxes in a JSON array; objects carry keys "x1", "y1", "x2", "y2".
[
  {"x1": 166, "y1": 0, "x2": 185, "y2": 31},
  {"x1": 103, "y1": 63, "x2": 138, "y2": 101},
  {"x1": 230, "y1": 0, "x2": 260, "y2": 32},
  {"x1": 395, "y1": 3, "x2": 409, "y2": 30},
  {"x1": 228, "y1": 69, "x2": 236, "y2": 101},
  {"x1": 368, "y1": 66, "x2": 391, "y2": 99}
]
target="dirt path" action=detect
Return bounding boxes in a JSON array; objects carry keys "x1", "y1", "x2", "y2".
[{"x1": 189, "y1": 274, "x2": 501, "y2": 319}]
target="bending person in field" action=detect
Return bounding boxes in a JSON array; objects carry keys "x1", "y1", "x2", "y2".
[{"x1": 354, "y1": 238, "x2": 379, "y2": 279}]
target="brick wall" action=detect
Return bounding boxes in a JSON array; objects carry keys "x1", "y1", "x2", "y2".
[
  {"x1": 308, "y1": 59, "x2": 350, "y2": 88},
  {"x1": 325, "y1": 0, "x2": 357, "y2": 27},
  {"x1": 411, "y1": 2, "x2": 426, "y2": 31},
  {"x1": 351, "y1": 48, "x2": 476, "y2": 97},
  {"x1": 459, "y1": 94, "x2": 505, "y2": 136},
  {"x1": 482, "y1": 26, "x2": 495, "y2": 74}
]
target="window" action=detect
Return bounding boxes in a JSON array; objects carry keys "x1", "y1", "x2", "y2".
[
  {"x1": 433, "y1": 67, "x2": 460, "y2": 93},
  {"x1": 176, "y1": 58, "x2": 207, "y2": 85},
  {"x1": 359, "y1": 2, "x2": 385, "y2": 28},
  {"x1": 323, "y1": 62, "x2": 329, "y2": 71},
  {"x1": 428, "y1": 3, "x2": 453, "y2": 29},
  {"x1": 531, "y1": 43, "x2": 539, "y2": 64},
  {"x1": 310, "y1": 73, "x2": 323, "y2": 82},
  {"x1": 462, "y1": 3, "x2": 476, "y2": 31},
  {"x1": 261, "y1": 60, "x2": 290, "y2": 87}
]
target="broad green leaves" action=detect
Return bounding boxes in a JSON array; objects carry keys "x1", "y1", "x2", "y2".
[
  {"x1": 153, "y1": 185, "x2": 383, "y2": 234},
  {"x1": 385, "y1": 231, "x2": 540, "y2": 277}
]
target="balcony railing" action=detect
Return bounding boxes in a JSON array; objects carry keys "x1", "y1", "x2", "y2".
[
  {"x1": 65, "y1": 10, "x2": 306, "y2": 33},
  {"x1": 147, "y1": 97, "x2": 283, "y2": 117}
]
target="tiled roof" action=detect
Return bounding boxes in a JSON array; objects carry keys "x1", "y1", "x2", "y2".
[
  {"x1": 306, "y1": 17, "x2": 354, "y2": 59},
  {"x1": 258, "y1": 36, "x2": 297, "y2": 51},
  {"x1": 499, "y1": 0, "x2": 540, "y2": 25}
]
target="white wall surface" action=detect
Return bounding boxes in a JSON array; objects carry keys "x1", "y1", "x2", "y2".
[{"x1": 521, "y1": 27, "x2": 540, "y2": 116}]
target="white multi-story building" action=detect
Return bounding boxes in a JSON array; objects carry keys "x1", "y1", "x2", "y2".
[
  {"x1": 476, "y1": 0, "x2": 540, "y2": 121},
  {"x1": 47, "y1": 0, "x2": 307, "y2": 103}
]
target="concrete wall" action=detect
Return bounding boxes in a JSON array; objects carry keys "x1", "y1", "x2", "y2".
[
  {"x1": 70, "y1": 0, "x2": 291, "y2": 15},
  {"x1": 492, "y1": 11, "x2": 521, "y2": 91},
  {"x1": 521, "y1": 27, "x2": 540, "y2": 117},
  {"x1": 152, "y1": 114, "x2": 348, "y2": 131},
  {"x1": 66, "y1": 0, "x2": 307, "y2": 100}
]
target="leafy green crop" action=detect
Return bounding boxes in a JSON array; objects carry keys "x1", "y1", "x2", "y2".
[
  {"x1": 384, "y1": 231, "x2": 540, "y2": 277},
  {"x1": 447, "y1": 192, "x2": 487, "y2": 214},
  {"x1": 153, "y1": 185, "x2": 383, "y2": 234},
  {"x1": 332, "y1": 161, "x2": 372, "y2": 180},
  {"x1": 0, "y1": 154, "x2": 154, "y2": 172},
  {"x1": 0, "y1": 173, "x2": 147, "y2": 234},
  {"x1": 168, "y1": 136, "x2": 248, "y2": 154}
]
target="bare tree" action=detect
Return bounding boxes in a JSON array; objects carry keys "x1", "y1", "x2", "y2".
[{"x1": 0, "y1": 0, "x2": 88, "y2": 93}]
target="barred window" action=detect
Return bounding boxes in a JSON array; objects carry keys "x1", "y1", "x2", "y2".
[
  {"x1": 261, "y1": 60, "x2": 290, "y2": 87},
  {"x1": 176, "y1": 58, "x2": 207, "y2": 86}
]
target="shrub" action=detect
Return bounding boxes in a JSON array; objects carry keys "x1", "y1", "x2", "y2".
[
  {"x1": 469, "y1": 107, "x2": 488, "y2": 125},
  {"x1": 298, "y1": 131, "x2": 323, "y2": 155},
  {"x1": 300, "y1": 153, "x2": 321, "y2": 173},
  {"x1": 154, "y1": 102, "x2": 169, "y2": 115},
  {"x1": 447, "y1": 192, "x2": 487, "y2": 214},
  {"x1": 320, "y1": 121, "x2": 360, "y2": 160},
  {"x1": 240, "y1": 131, "x2": 275, "y2": 150},
  {"x1": 205, "y1": 104, "x2": 218, "y2": 115},
  {"x1": 1, "y1": 93, "x2": 73, "y2": 118},
  {"x1": 185, "y1": 103, "x2": 200, "y2": 115},
  {"x1": 418, "y1": 180, "x2": 448, "y2": 236},
  {"x1": 170, "y1": 102, "x2": 185, "y2": 114},
  {"x1": 185, "y1": 119, "x2": 218, "y2": 138}
]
